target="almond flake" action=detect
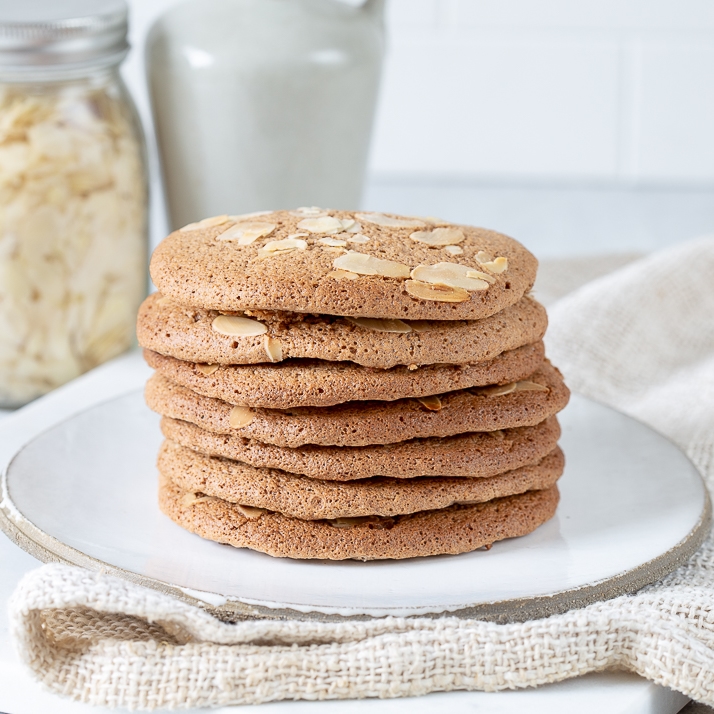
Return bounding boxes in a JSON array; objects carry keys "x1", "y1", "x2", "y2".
[
  {"x1": 180, "y1": 215, "x2": 230, "y2": 232},
  {"x1": 407, "y1": 320, "x2": 433, "y2": 332},
  {"x1": 411, "y1": 263, "x2": 489, "y2": 291},
  {"x1": 480, "y1": 256, "x2": 508, "y2": 274},
  {"x1": 155, "y1": 295, "x2": 173, "y2": 306},
  {"x1": 347, "y1": 234, "x2": 369, "y2": 244},
  {"x1": 263, "y1": 335, "x2": 283, "y2": 362},
  {"x1": 212, "y1": 315, "x2": 267, "y2": 336},
  {"x1": 333, "y1": 251, "x2": 410, "y2": 279},
  {"x1": 297, "y1": 216, "x2": 344, "y2": 234},
  {"x1": 328, "y1": 269, "x2": 360, "y2": 280},
  {"x1": 228, "y1": 210, "x2": 273, "y2": 220},
  {"x1": 355, "y1": 212, "x2": 426, "y2": 229},
  {"x1": 217, "y1": 222, "x2": 276, "y2": 245},
  {"x1": 405, "y1": 280, "x2": 470, "y2": 302},
  {"x1": 345, "y1": 221, "x2": 362, "y2": 233},
  {"x1": 514, "y1": 380, "x2": 549, "y2": 393},
  {"x1": 258, "y1": 237, "x2": 308, "y2": 257},
  {"x1": 417, "y1": 395, "x2": 442, "y2": 411},
  {"x1": 408, "y1": 363, "x2": 418, "y2": 370},
  {"x1": 229, "y1": 405, "x2": 254, "y2": 428},
  {"x1": 476, "y1": 383, "x2": 518, "y2": 397},
  {"x1": 290, "y1": 206, "x2": 326, "y2": 217},
  {"x1": 421, "y1": 216, "x2": 451, "y2": 226},
  {"x1": 319, "y1": 237, "x2": 348, "y2": 247},
  {"x1": 410, "y1": 227, "x2": 465, "y2": 247},
  {"x1": 340, "y1": 218, "x2": 356, "y2": 231},
  {"x1": 466, "y1": 269, "x2": 496, "y2": 284},
  {"x1": 181, "y1": 492, "x2": 214, "y2": 507},
  {"x1": 196, "y1": 363, "x2": 219, "y2": 375},
  {"x1": 347, "y1": 317, "x2": 412, "y2": 333},
  {"x1": 444, "y1": 245, "x2": 463, "y2": 255},
  {"x1": 236, "y1": 504, "x2": 268, "y2": 519}
]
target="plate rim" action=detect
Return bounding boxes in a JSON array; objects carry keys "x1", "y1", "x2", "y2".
[{"x1": 0, "y1": 388, "x2": 711, "y2": 624}]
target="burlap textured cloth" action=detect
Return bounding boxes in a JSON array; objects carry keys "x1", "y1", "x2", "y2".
[{"x1": 8, "y1": 236, "x2": 714, "y2": 710}]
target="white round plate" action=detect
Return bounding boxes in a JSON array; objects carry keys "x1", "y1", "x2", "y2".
[{"x1": 1, "y1": 391, "x2": 709, "y2": 622}]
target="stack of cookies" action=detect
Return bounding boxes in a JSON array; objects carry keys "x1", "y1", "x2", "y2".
[{"x1": 138, "y1": 209, "x2": 569, "y2": 560}]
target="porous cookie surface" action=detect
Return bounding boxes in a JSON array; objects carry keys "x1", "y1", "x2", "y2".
[
  {"x1": 146, "y1": 362, "x2": 569, "y2": 446},
  {"x1": 159, "y1": 439, "x2": 564, "y2": 519},
  {"x1": 143, "y1": 341, "x2": 546, "y2": 409},
  {"x1": 159, "y1": 474, "x2": 560, "y2": 560},
  {"x1": 150, "y1": 209, "x2": 538, "y2": 320},
  {"x1": 137, "y1": 293, "x2": 547, "y2": 369},
  {"x1": 161, "y1": 415, "x2": 561, "y2": 480}
]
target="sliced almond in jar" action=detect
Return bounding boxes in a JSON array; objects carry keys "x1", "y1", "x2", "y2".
[
  {"x1": 319, "y1": 237, "x2": 348, "y2": 247},
  {"x1": 444, "y1": 245, "x2": 463, "y2": 255},
  {"x1": 212, "y1": 315, "x2": 267, "y2": 336},
  {"x1": 297, "y1": 216, "x2": 344, "y2": 234},
  {"x1": 411, "y1": 262, "x2": 489, "y2": 291},
  {"x1": 410, "y1": 227, "x2": 465, "y2": 247},
  {"x1": 263, "y1": 335, "x2": 283, "y2": 362},
  {"x1": 236, "y1": 504, "x2": 268, "y2": 519},
  {"x1": 346, "y1": 317, "x2": 412, "y2": 333},
  {"x1": 334, "y1": 251, "x2": 410, "y2": 279},
  {"x1": 180, "y1": 215, "x2": 230, "y2": 232},
  {"x1": 196, "y1": 363, "x2": 219, "y2": 375},
  {"x1": 355, "y1": 212, "x2": 426, "y2": 228},
  {"x1": 466, "y1": 269, "x2": 496, "y2": 284},
  {"x1": 514, "y1": 380, "x2": 549, "y2": 392},
  {"x1": 229, "y1": 405, "x2": 254, "y2": 428},
  {"x1": 417, "y1": 395, "x2": 442, "y2": 411},
  {"x1": 258, "y1": 237, "x2": 308, "y2": 257},
  {"x1": 327, "y1": 269, "x2": 360, "y2": 280},
  {"x1": 405, "y1": 280, "x2": 470, "y2": 302},
  {"x1": 216, "y1": 222, "x2": 276, "y2": 245}
]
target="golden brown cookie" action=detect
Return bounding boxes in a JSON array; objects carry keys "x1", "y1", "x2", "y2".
[
  {"x1": 159, "y1": 472, "x2": 560, "y2": 560},
  {"x1": 149, "y1": 210, "x2": 538, "y2": 320},
  {"x1": 161, "y1": 415, "x2": 561, "y2": 480},
  {"x1": 159, "y1": 439, "x2": 564, "y2": 519},
  {"x1": 145, "y1": 361, "x2": 569, "y2": 446},
  {"x1": 137, "y1": 292, "x2": 547, "y2": 369},
  {"x1": 143, "y1": 340, "x2": 546, "y2": 409}
]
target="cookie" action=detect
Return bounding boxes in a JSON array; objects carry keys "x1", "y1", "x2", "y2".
[
  {"x1": 143, "y1": 341, "x2": 546, "y2": 409},
  {"x1": 146, "y1": 361, "x2": 569, "y2": 447},
  {"x1": 159, "y1": 439, "x2": 564, "y2": 519},
  {"x1": 149, "y1": 209, "x2": 538, "y2": 321},
  {"x1": 159, "y1": 473, "x2": 560, "y2": 560},
  {"x1": 161, "y1": 415, "x2": 561, "y2": 480},
  {"x1": 137, "y1": 293, "x2": 547, "y2": 369}
]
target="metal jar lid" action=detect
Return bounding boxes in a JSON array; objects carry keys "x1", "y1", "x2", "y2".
[{"x1": 0, "y1": 0, "x2": 129, "y2": 76}]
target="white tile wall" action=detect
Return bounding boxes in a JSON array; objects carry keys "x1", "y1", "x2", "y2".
[{"x1": 371, "y1": 0, "x2": 714, "y2": 184}]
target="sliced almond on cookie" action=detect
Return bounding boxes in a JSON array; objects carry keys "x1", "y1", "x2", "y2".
[
  {"x1": 217, "y1": 222, "x2": 276, "y2": 245},
  {"x1": 263, "y1": 335, "x2": 283, "y2": 362},
  {"x1": 334, "y1": 251, "x2": 410, "y2": 279},
  {"x1": 411, "y1": 263, "x2": 490, "y2": 291},
  {"x1": 180, "y1": 215, "x2": 230, "y2": 232},
  {"x1": 417, "y1": 395, "x2": 442, "y2": 411},
  {"x1": 410, "y1": 227, "x2": 465, "y2": 247},
  {"x1": 229, "y1": 405, "x2": 254, "y2": 428},
  {"x1": 297, "y1": 216, "x2": 344, "y2": 234},
  {"x1": 347, "y1": 317, "x2": 412, "y2": 333},
  {"x1": 356, "y1": 212, "x2": 426, "y2": 228},
  {"x1": 212, "y1": 315, "x2": 267, "y2": 336},
  {"x1": 196, "y1": 363, "x2": 219, "y2": 375},
  {"x1": 405, "y1": 280, "x2": 470, "y2": 302}
]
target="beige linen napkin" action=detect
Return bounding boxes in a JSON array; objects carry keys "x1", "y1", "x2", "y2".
[{"x1": 8, "y1": 236, "x2": 714, "y2": 710}]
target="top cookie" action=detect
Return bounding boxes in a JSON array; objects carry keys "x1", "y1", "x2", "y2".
[{"x1": 150, "y1": 209, "x2": 538, "y2": 320}]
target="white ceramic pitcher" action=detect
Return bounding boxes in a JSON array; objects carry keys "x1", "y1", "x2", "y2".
[{"x1": 146, "y1": 0, "x2": 384, "y2": 229}]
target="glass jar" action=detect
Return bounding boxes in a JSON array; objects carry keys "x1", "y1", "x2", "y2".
[{"x1": 0, "y1": 0, "x2": 148, "y2": 407}]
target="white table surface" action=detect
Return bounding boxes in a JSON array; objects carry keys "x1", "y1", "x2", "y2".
[{"x1": 0, "y1": 352, "x2": 694, "y2": 714}]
